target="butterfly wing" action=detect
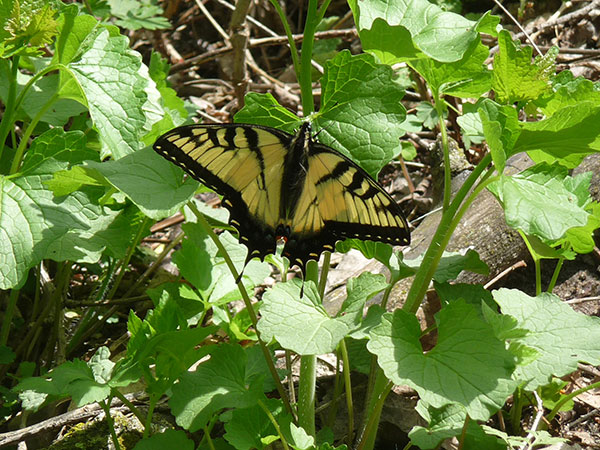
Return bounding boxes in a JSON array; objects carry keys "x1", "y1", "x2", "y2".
[
  {"x1": 153, "y1": 124, "x2": 294, "y2": 263},
  {"x1": 282, "y1": 133, "x2": 411, "y2": 269},
  {"x1": 154, "y1": 122, "x2": 411, "y2": 274}
]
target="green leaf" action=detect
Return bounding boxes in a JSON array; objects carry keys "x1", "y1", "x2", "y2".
[
  {"x1": 482, "y1": 426, "x2": 566, "y2": 448},
  {"x1": 534, "y1": 71, "x2": 600, "y2": 116},
  {"x1": 172, "y1": 223, "x2": 270, "y2": 304},
  {"x1": 488, "y1": 163, "x2": 591, "y2": 241},
  {"x1": 345, "y1": 337, "x2": 373, "y2": 374},
  {"x1": 315, "y1": 50, "x2": 406, "y2": 178},
  {"x1": 409, "y1": 403, "x2": 466, "y2": 449},
  {"x1": 234, "y1": 92, "x2": 302, "y2": 133},
  {"x1": 1, "y1": 0, "x2": 58, "y2": 57},
  {"x1": 367, "y1": 300, "x2": 516, "y2": 420},
  {"x1": 53, "y1": 4, "x2": 107, "y2": 65},
  {"x1": 44, "y1": 165, "x2": 108, "y2": 197},
  {"x1": 404, "y1": 249, "x2": 489, "y2": 283},
  {"x1": 412, "y1": 401, "x2": 509, "y2": 449},
  {"x1": 457, "y1": 103, "x2": 485, "y2": 148},
  {"x1": 0, "y1": 345, "x2": 16, "y2": 365},
  {"x1": 87, "y1": 147, "x2": 198, "y2": 219},
  {"x1": 169, "y1": 343, "x2": 265, "y2": 432},
  {"x1": 0, "y1": 70, "x2": 87, "y2": 126},
  {"x1": 415, "y1": 101, "x2": 438, "y2": 130},
  {"x1": 478, "y1": 99, "x2": 520, "y2": 172},
  {"x1": 349, "y1": 0, "x2": 483, "y2": 63},
  {"x1": 461, "y1": 421, "x2": 508, "y2": 450},
  {"x1": 69, "y1": 29, "x2": 162, "y2": 158},
  {"x1": 132, "y1": 429, "x2": 195, "y2": 450},
  {"x1": 410, "y1": 38, "x2": 492, "y2": 98},
  {"x1": 347, "y1": 304, "x2": 385, "y2": 341},
  {"x1": 20, "y1": 128, "x2": 97, "y2": 175},
  {"x1": 434, "y1": 281, "x2": 495, "y2": 310},
  {"x1": 356, "y1": 19, "x2": 419, "y2": 65},
  {"x1": 400, "y1": 141, "x2": 417, "y2": 160},
  {"x1": 88, "y1": 346, "x2": 114, "y2": 385},
  {"x1": 144, "y1": 51, "x2": 188, "y2": 141},
  {"x1": 0, "y1": 129, "x2": 120, "y2": 289},
  {"x1": 335, "y1": 239, "x2": 392, "y2": 269},
  {"x1": 512, "y1": 102, "x2": 600, "y2": 168},
  {"x1": 288, "y1": 423, "x2": 314, "y2": 450},
  {"x1": 492, "y1": 30, "x2": 554, "y2": 104},
  {"x1": 561, "y1": 201, "x2": 600, "y2": 254},
  {"x1": 539, "y1": 378, "x2": 573, "y2": 412},
  {"x1": 109, "y1": 0, "x2": 170, "y2": 31},
  {"x1": 258, "y1": 275, "x2": 386, "y2": 355},
  {"x1": 197, "y1": 439, "x2": 236, "y2": 450},
  {"x1": 222, "y1": 398, "x2": 283, "y2": 450},
  {"x1": 258, "y1": 281, "x2": 348, "y2": 355},
  {"x1": 493, "y1": 288, "x2": 600, "y2": 390},
  {"x1": 16, "y1": 357, "x2": 111, "y2": 408}
]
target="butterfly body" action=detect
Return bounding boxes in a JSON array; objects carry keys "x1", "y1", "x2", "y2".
[{"x1": 153, "y1": 122, "x2": 410, "y2": 272}]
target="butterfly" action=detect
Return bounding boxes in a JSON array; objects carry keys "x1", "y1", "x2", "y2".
[{"x1": 153, "y1": 121, "x2": 410, "y2": 275}]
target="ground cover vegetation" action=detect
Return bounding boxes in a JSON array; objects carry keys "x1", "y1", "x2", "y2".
[{"x1": 1, "y1": 0, "x2": 600, "y2": 449}]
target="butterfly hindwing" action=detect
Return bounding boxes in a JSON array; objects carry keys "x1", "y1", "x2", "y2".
[
  {"x1": 281, "y1": 133, "x2": 410, "y2": 268},
  {"x1": 153, "y1": 122, "x2": 410, "y2": 273}
]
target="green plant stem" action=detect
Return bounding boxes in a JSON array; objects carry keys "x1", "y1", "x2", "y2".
[
  {"x1": 339, "y1": 339, "x2": 354, "y2": 444},
  {"x1": 432, "y1": 90, "x2": 452, "y2": 212},
  {"x1": 268, "y1": 0, "x2": 301, "y2": 82},
  {"x1": 315, "y1": 0, "x2": 332, "y2": 24},
  {"x1": 0, "y1": 289, "x2": 19, "y2": 346},
  {"x1": 535, "y1": 258, "x2": 542, "y2": 296},
  {"x1": 298, "y1": 354, "x2": 316, "y2": 437},
  {"x1": 457, "y1": 415, "x2": 470, "y2": 450},
  {"x1": 298, "y1": 0, "x2": 319, "y2": 116},
  {"x1": 318, "y1": 251, "x2": 331, "y2": 297},
  {"x1": 106, "y1": 217, "x2": 152, "y2": 300},
  {"x1": 122, "y1": 231, "x2": 185, "y2": 298},
  {"x1": 379, "y1": 283, "x2": 394, "y2": 311},
  {"x1": 285, "y1": 350, "x2": 296, "y2": 405},
  {"x1": 403, "y1": 153, "x2": 492, "y2": 314},
  {"x1": 66, "y1": 258, "x2": 116, "y2": 357},
  {"x1": 203, "y1": 425, "x2": 216, "y2": 450},
  {"x1": 0, "y1": 55, "x2": 20, "y2": 161},
  {"x1": 297, "y1": 257, "x2": 320, "y2": 437},
  {"x1": 143, "y1": 394, "x2": 159, "y2": 439},
  {"x1": 355, "y1": 380, "x2": 393, "y2": 450},
  {"x1": 188, "y1": 201, "x2": 295, "y2": 418},
  {"x1": 546, "y1": 379, "x2": 600, "y2": 422},
  {"x1": 100, "y1": 398, "x2": 121, "y2": 450},
  {"x1": 10, "y1": 93, "x2": 59, "y2": 174},
  {"x1": 360, "y1": 282, "x2": 392, "y2": 440},
  {"x1": 112, "y1": 390, "x2": 146, "y2": 430},
  {"x1": 357, "y1": 370, "x2": 390, "y2": 450},
  {"x1": 360, "y1": 159, "x2": 495, "y2": 448},
  {"x1": 326, "y1": 354, "x2": 343, "y2": 429},
  {"x1": 519, "y1": 231, "x2": 543, "y2": 296},
  {"x1": 0, "y1": 62, "x2": 64, "y2": 163},
  {"x1": 547, "y1": 255, "x2": 565, "y2": 293},
  {"x1": 258, "y1": 399, "x2": 291, "y2": 450},
  {"x1": 511, "y1": 387, "x2": 524, "y2": 434}
]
